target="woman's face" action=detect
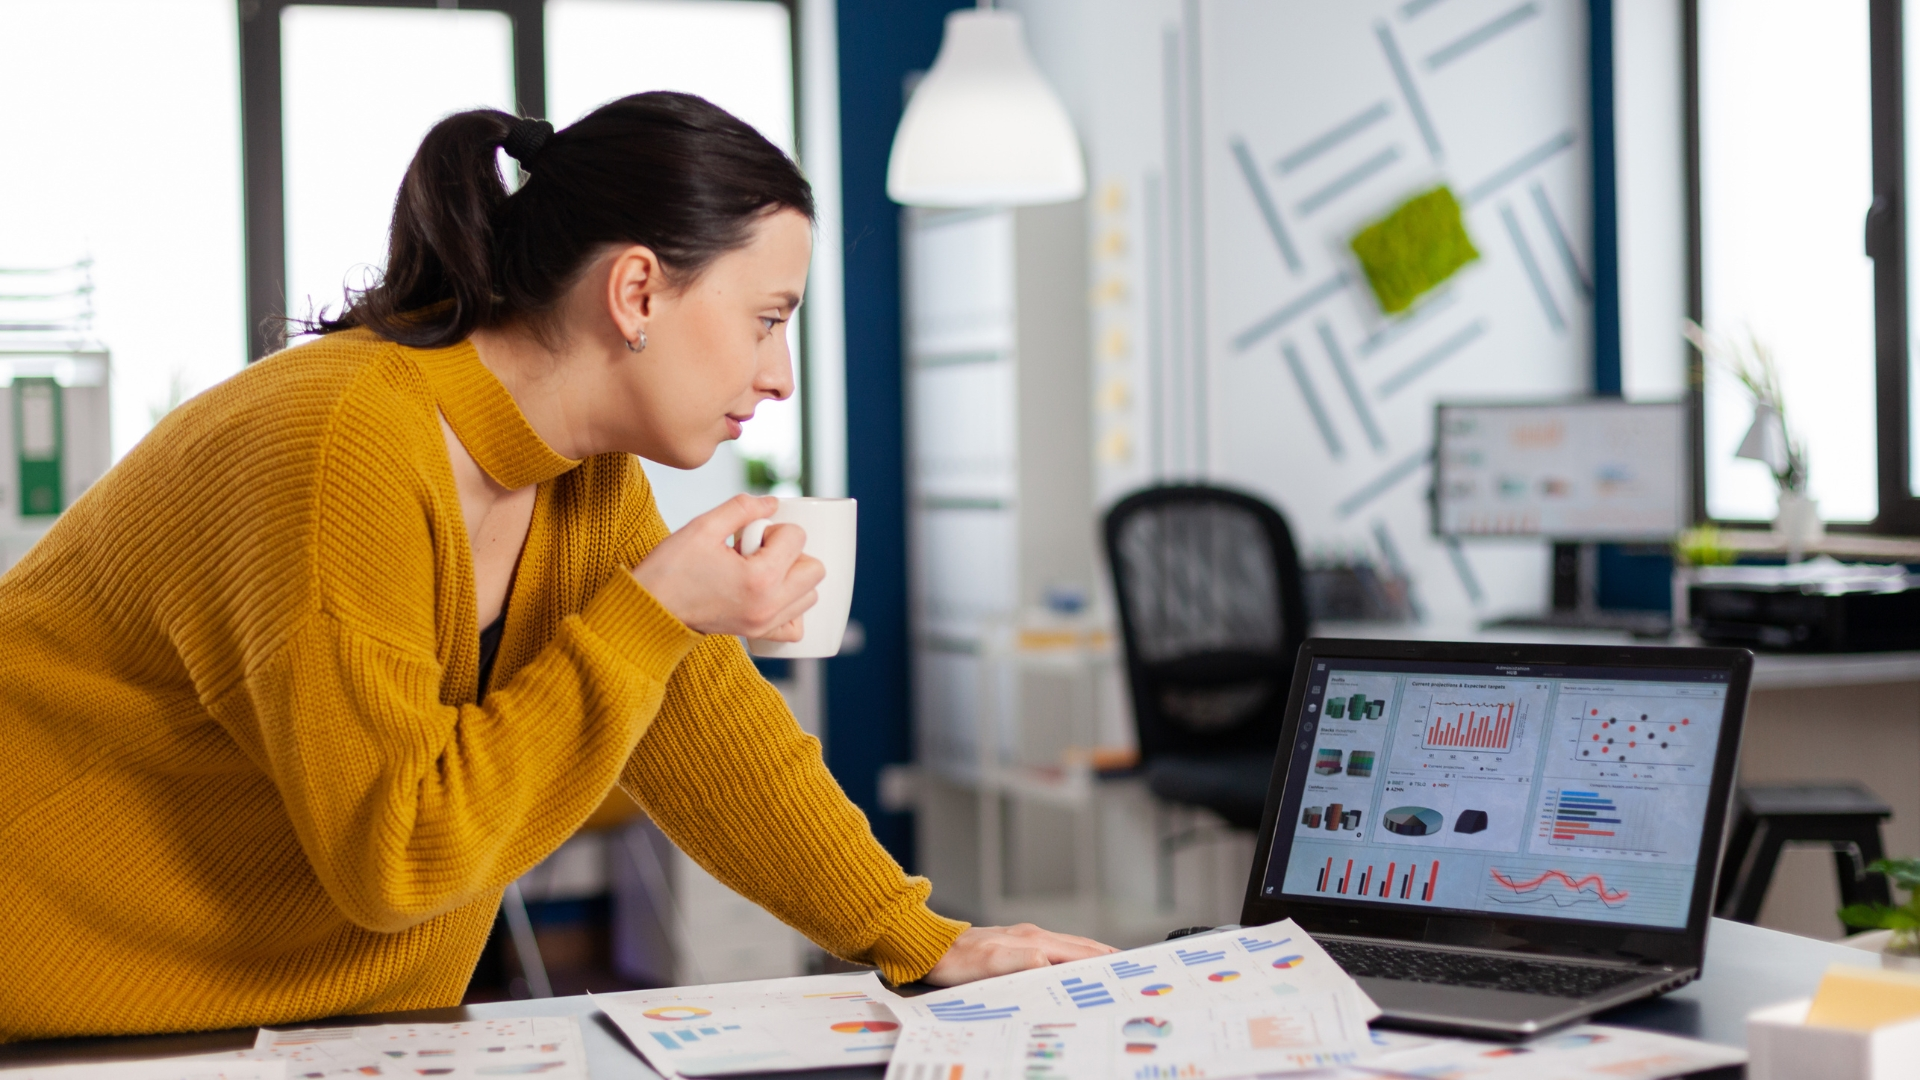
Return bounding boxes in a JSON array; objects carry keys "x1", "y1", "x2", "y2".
[{"x1": 610, "y1": 209, "x2": 812, "y2": 469}]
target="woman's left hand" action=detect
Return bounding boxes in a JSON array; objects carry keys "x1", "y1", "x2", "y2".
[{"x1": 921, "y1": 924, "x2": 1120, "y2": 986}]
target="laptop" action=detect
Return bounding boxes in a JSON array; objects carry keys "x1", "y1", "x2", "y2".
[{"x1": 1239, "y1": 637, "x2": 1752, "y2": 1038}]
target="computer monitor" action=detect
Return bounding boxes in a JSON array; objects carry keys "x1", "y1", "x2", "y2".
[{"x1": 1433, "y1": 400, "x2": 1688, "y2": 542}]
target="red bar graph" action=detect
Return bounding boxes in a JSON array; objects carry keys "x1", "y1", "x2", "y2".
[
  {"x1": 1424, "y1": 701, "x2": 1516, "y2": 752},
  {"x1": 1423, "y1": 860, "x2": 1438, "y2": 901},
  {"x1": 1338, "y1": 859, "x2": 1354, "y2": 893},
  {"x1": 1382, "y1": 862, "x2": 1395, "y2": 898},
  {"x1": 1317, "y1": 856, "x2": 1333, "y2": 891}
]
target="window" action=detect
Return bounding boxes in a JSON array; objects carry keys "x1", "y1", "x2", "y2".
[
  {"x1": 1694, "y1": 0, "x2": 1877, "y2": 524},
  {"x1": 244, "y1": 0, "x2": 805, "y2": 522},
  {"x1": 1692, "y1": 0, "x2": 1920, "y2": 532},
  {"x1": 281, "y1": 6, "x2": 516, "y2": 327},
  {"x1": 0, "y1": 0, "x2": 244, "y2": 460},
  {"x1": 546, "y1": 0, "x2": 803, "y2": 519}
]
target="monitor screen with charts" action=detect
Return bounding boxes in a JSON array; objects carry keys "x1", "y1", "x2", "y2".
[
  {"x1": 1433, "y1": 400, "x2": 1687, "y2": 540},
  {"x1": 1259, "y1": 654, "x2": 1733, "y2": 932}
]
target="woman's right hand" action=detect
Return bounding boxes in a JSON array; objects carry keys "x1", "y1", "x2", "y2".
[{"x1": 631, "y1": 494, "x2": 824, "y2": 639}]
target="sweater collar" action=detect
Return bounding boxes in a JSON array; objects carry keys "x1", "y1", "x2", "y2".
[{"x1": 410, "y1": 340, "x2": 580, "y2": 489}]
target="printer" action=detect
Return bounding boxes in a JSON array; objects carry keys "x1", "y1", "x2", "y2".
[{"x1": 1688, "y1": 558, "x2": 1920, "y2": 652}]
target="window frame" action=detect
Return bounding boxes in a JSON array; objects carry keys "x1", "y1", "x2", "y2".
[
  {"x1": 1685, "y1": 0, "x2": 1916, "y2": 533},
  {"x1": 236, "y1": 0, "x2": 809, "y2": 488}
]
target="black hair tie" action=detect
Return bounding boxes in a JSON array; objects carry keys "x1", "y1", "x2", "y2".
[{"x1": 502, "y1": 118, "x2": 554, "y2": 168}]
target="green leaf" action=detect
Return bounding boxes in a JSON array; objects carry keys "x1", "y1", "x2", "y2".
[
  {"x1": 1885, "y1": 909, "x2": 1920, "y2": 931},
  {"x1": 1869, "y1": 858, "x2": 1920, "y2": 890},
  {"x1": 1839, "y1": 903, "x2": 1898, "y2": 929}
]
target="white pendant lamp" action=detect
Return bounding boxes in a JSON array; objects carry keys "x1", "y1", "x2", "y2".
[{"x1": 886, "y1": 5, "x2": 1087, "y2": 208}]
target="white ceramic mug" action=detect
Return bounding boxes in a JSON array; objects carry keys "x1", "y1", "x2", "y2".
[{"x1": 734, "y1": 497, "x2": 858, "y2": 658}]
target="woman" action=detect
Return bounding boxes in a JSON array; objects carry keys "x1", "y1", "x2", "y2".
[{"x1": 0, "y1": 92, "x2": 1110, "y2": 1041}]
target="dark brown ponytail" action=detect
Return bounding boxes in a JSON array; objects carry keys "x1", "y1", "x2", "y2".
[{"x1": 318, "y1": 92, "x2": 815, "y2": 348}]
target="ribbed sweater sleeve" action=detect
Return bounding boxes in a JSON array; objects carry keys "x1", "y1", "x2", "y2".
[{"x1": 616, "y1": 490, "x2": 967, "y2": 985}]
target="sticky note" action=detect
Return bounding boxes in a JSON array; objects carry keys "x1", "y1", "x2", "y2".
[{"x1": 1804, "y1": 963, "x2": 1920, "y2": 1031}]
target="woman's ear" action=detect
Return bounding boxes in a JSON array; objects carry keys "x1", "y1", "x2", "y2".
[{"x1": 606, "y1": 245, "x2": 664, "y2": 339}]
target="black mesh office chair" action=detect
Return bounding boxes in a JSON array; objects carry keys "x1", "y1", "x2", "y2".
[{"x1": 1104, "y1": 486, "x2": 1309, "y2": 848}]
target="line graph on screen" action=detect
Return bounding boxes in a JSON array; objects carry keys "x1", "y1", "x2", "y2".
[{"x1": 1483, "y1": 864, "x2": 1691, "y2": 925}]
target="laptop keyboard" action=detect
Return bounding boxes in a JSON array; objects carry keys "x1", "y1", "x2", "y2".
[{"x1": 1320, "y1": 938, "x2": 1652, "y2": 999}]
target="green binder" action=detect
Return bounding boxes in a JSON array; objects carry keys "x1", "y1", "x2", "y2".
[{"x1": 15, "y1": 377, "x2": 62, "y2": 517}]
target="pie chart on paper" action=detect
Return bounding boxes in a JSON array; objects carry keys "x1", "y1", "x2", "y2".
[
  {"x1": 1271, "y1": 955, "x2": 1305, "y2": 970},
  {"x1": 1207, "y1": 971, "x2": 1240, "y2": 983},
  {"x1": 830, "y1": 1021, "x2": 900, "y2": 1034},
  {"x1": 1139, "y1": 984, "x2": 1174, "y2": 997}
]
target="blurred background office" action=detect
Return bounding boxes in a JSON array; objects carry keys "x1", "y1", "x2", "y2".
[{"x1": 5, "y1": 0, "x2": 1919, "y2": 997}]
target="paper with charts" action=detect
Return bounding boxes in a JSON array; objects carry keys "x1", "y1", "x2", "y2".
[
  {"x1": 1344, "y1": 1023, "x2": 1746, "y2": 1079},
  {"x1": 882, "y1": 920, "x2": 1380, "y2": 1079},
  {"x1": 596, "y1": 971, "x2": 903, "y2": 1078},
  {"x1": 213, "y1": 1016, "x2": 586, "y2": 1078},
  {"x1": 0, "y1": 1061, "x2": 286, "y2": 1080}
]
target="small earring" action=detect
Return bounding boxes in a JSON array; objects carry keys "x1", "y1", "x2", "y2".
[{"x1": 627, "y1": 330, "x2": 648, "y2": 353}]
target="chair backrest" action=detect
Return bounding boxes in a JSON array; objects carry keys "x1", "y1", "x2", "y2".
[{"x1": 1103, "y1": 485, "x2": 1309, "y2": 762}]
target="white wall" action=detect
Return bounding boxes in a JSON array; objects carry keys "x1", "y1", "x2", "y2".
[{"x1": 1019, "y1": 0, "x2": 1605, "y2": 631}]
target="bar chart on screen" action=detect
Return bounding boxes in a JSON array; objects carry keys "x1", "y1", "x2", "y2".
[
  {"x1": 1533, "y1": 785, "x2": 1703, "y2": 859},
  {"x1": 1396, "y1": 680, "x2": 1550, "y2": 776},
  {"x1": 1423, "y1": 700, "x2": 1518, "y2": 752},
  {"x1": 1311, "y1": 853, "x2": 1447, "y2": 902}
]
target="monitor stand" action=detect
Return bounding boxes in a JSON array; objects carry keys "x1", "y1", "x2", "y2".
[{"x1": 1483, "y1": 542, "x2": 1673, "y2": 638}]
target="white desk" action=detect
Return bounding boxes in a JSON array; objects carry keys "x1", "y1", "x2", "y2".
[{"x1": 0, "y1": 920, "x2": 1878, "y2": 1074}]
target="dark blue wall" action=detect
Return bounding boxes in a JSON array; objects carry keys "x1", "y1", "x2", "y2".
[
  {"x1": 1587, "y1": 0, "x2": 1674, "y2": 610},
  {"x1": 826, "y1": 0, "x2": 970, "y2": 868},
  {"x1": 1588, "y1": 0, "x2": 1622, "y2": 399}
]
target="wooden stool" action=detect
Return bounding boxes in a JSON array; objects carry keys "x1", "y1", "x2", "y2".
[{"x1": 1716, "y1": 782, "x2": 1893, "y2": 928}]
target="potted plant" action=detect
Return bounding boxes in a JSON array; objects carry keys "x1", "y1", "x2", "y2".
[
  {"x1": 1683, "y1": 322, "x2": 1818, "y2": 547},
  {"x1": 1839, "y1": 858, "x2": 1920, "y2": 970}
]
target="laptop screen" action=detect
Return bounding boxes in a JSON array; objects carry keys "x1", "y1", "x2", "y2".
[{"x1": 1258, "y1": 655, "x2": 1733, "y2": 931}]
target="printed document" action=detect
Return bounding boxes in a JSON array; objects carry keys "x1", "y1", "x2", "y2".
[{"x1": 597, "y1": 970, "x2": 902, "y2": 1078}]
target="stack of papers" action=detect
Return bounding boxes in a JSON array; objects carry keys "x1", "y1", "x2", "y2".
[
  {"x1": 877, "y1": 920, "x2": 1379, "y2": 1078},
  {"x1": 595, "y1": 919, "x2": 1748, "y2": 1080}
]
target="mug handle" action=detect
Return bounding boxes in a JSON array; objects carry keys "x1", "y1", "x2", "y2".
[{"x1": 736, "y1": 518, "x2": 771, "y2": 556}]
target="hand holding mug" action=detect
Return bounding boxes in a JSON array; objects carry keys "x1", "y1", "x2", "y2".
[
  {"x1": 630, "y1": 494, "x2": 824, "y2": 639},
  {"x1": 732, "y1": 497, "x2": 858, "y2": 658}
]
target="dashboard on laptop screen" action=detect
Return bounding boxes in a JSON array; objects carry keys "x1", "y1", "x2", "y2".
[{"x1": 1259, "y1": 657, "x2": 1731, "y2": 931}]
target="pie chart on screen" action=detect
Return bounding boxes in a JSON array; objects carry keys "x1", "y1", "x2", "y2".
[
  {"x1": 1139, "y1": 984, "x2": 1174, "y2": 996},
  {"x1": 1207, "y1": 971, "x2": 1240, "y2": 983},
  {"x1": 1271, "y1": 955, "x2": 1305, "y2": 969},
  {"x1": 830, "y1": 1020, "x2": 900, "y2": 1034},
  {"x1": 642, "y1": 1006, "x2": 711, "y2": 1021}
]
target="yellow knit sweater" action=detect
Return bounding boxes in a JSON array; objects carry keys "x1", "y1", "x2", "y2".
[{"x1": 0, "y1": 329, "x2": 964, "y2": 1041}]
